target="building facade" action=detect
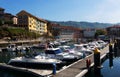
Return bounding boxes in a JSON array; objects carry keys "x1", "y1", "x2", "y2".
[
  {"x1": 106, "y1": 25, "x2": 120, "y2": 39},
  {"x1": 0, "y1": 8, "x2": 5, "y2": 20},
  {"x1": 12, "y1": 16, "x2": 17, "y2": 25},
  {"x1": 60, "y1": 26, "x2": 74, "y2": 41},
  {"x1": 50, "y1": 23, "x2": 82, "y2": 41},
  {"x1": 0, "y1": 7, "x2": 14, "y2": 24},
  {"x1": 17, "y1": 10, "x2": 47, "y2": 35},
  {"x1": 83, "y1": 28, "x2": 96, "y2": 38}
]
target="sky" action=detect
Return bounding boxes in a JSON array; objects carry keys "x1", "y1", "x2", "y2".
[{"x1": 0, "y1": 0, "x2": 120, "y2": 23}]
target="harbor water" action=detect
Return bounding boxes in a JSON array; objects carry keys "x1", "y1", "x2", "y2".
[
  {"x1": 0, "y1": 51, "x2": 41, "y2": 77},
  {"x1": 85, "y1": 56, "x2": 120, "y2": 77},
  {"x1": 101, "y1": 57, "x2": 120, "y2": 77},
  {"x1": 0, "y1": 70, "x2": 39, "y2": 77}
]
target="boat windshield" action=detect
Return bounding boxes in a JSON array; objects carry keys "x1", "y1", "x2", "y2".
[{"x1": 45, "y1": 49, "x2": 62, "y2": 54}]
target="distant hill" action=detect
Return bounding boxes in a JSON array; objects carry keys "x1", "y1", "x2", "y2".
[{"x1": 52, "y1": 21, "x2": 114, "y2": 29}]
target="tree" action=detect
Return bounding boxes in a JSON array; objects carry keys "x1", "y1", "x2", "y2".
[{"x1": 95, "y1": 29, "x2": 107, "y2": 39}]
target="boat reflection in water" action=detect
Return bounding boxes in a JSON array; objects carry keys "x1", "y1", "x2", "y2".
[{"x1": 109, "y1": 52, "x2": 113, "y2": 68}]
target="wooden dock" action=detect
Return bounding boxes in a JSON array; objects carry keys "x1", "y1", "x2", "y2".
[{"x1": 0, "y1": 45, "x2": 109, "y2": 77}]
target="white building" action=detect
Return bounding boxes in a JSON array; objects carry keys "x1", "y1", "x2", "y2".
[{"x1": 83, "y1": 29, "x2": 96, "y2": 38}]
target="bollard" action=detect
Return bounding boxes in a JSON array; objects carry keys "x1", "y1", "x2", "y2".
[
  {"x1": 52, "y1": 63, "x2": 56, "y2": 75},
  {"x1": 108, "y1": 42, "x2": 114, "y2": 68},
  {"x1": 94, "y1": 48, "x2": 101, "y2": 76},
  {"x1": 109, "y1": 43, "x2": 114, "y2": 59},
  {"x1": 94, "y1": 48, "x2": 101, "y2": 68},
  {"x1": 109, "y1": 43, "x2": 113, "y2": 54},
  {"x1": 114, "y1": 40, "x2": 117, "y2": 57}
]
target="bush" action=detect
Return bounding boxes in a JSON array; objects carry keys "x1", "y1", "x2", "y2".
[{"x1": 0, "y1": 27, "x2": 40, "y2": 40}]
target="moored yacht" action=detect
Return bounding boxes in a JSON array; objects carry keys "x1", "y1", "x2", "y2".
[
  {"x1": 45, "y1": 47, "x2": 79, "y2": 63},
  {"x1": 58, "y1": 45, "x2": 83, "y2": 59},
  {"x1": 6, "y1": 44, "x2": 17, "y2": 52},
  {"x1": 8, "y1": 55, "x2": 64, "y2": 69},
  {"x1": 74, "y1": 44, "x2": 92, "y2": 55}
]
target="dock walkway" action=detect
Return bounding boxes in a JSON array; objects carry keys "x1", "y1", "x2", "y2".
[{"x1": 54, "y1": 45, "x2": 109, "y2": 77}]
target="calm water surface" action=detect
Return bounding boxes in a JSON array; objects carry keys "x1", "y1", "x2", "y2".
[
  {"x1": 101, "y1": 57, "x2": 120, "y2": 77},
  {"x1": 85, "y1": 57, "x2": 120, "y2": 77},
  {"x1": 0, "y1": 70, "x2": 39, "y2": 77},
  {"x1": 0, "y1": 51, "x2": 41, "y2": 77}
]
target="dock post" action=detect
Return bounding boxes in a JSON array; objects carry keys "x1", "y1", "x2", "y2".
[
  {"x1": 109, "y1": 43, "x2": 113, "y2": 61},
  {"x1": 109, "y1": 43, "x2": 114, "y2": 68},
  {"x1": 94, "y1": 48, "x2": 101, "y2": 77},
  {"x1": 114, "y1": 40, "x2": 117, "y2": 57},
  {"x1": 52, "y1": 63, "x2": 56, "y2": 75},
  {"x1": 109, "y1": 43, "x2": 113, "y2": 54}
]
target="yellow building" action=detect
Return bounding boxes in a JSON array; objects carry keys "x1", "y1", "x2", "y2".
[{"x1": 17, "y1": 10, "x2": 47, "y2": 35}]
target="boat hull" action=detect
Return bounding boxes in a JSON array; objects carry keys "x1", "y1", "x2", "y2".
[{"x1": 8, "y1": 61, "x2": 65, "y2": 70}]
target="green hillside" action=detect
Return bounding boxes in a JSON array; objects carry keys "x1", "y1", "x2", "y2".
[{"x1": 52, "y1": 21, "x2": 114, "y2": 29}]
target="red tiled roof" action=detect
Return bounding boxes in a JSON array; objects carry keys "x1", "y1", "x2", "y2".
[
  {"x1": 17, "y1": 10, "x2": 47, "y2": 23},
  {"x1": 107, "y1": 25, "x2": 120, "y2": 28},
  {"x1": 0, "y1": 7, "x2": 4, "y2": 10},
  {"x1": 51, "y1": 23, "x2": 81, "y2": 30},
  {"x1": 50, "y1": 23, "x2": 81, "y2": 31}
]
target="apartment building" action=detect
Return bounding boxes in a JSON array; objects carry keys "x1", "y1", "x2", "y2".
[
  {"x1": 17, "y1": 10, "x2": 47, "y2": 35},
  {"x1": 0, "y1": 7, "x2": 14, "y2": 24}
]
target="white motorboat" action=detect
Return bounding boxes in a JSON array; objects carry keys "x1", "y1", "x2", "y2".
[
  {"x1": 74, "y1": 44, "x2": 92, "y2": 54},
  {"x1": 58, "y1": 45, "x2": 83, "y2": 59},
  {"x1": 58, "y1": 45, "x2": 71, "y2": 52},
  {"x1": 97, "y1": 40, "x2": 108, "y2": 48},
  {"x1": 8, "y1": 55, "x2": 64, "y2": 69},
  {"x1": 56, "y1": 52, "x2": 79, "y2": 62},
  {"x1": 6, "y1": 44, "x2": 17, "y2": 51},
  {"x1": 45, "y1": 48, "x2": 79, "y2": 62},
  {"x1": 88, "y1": 41, "x2": 102, "y2": 50}
]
